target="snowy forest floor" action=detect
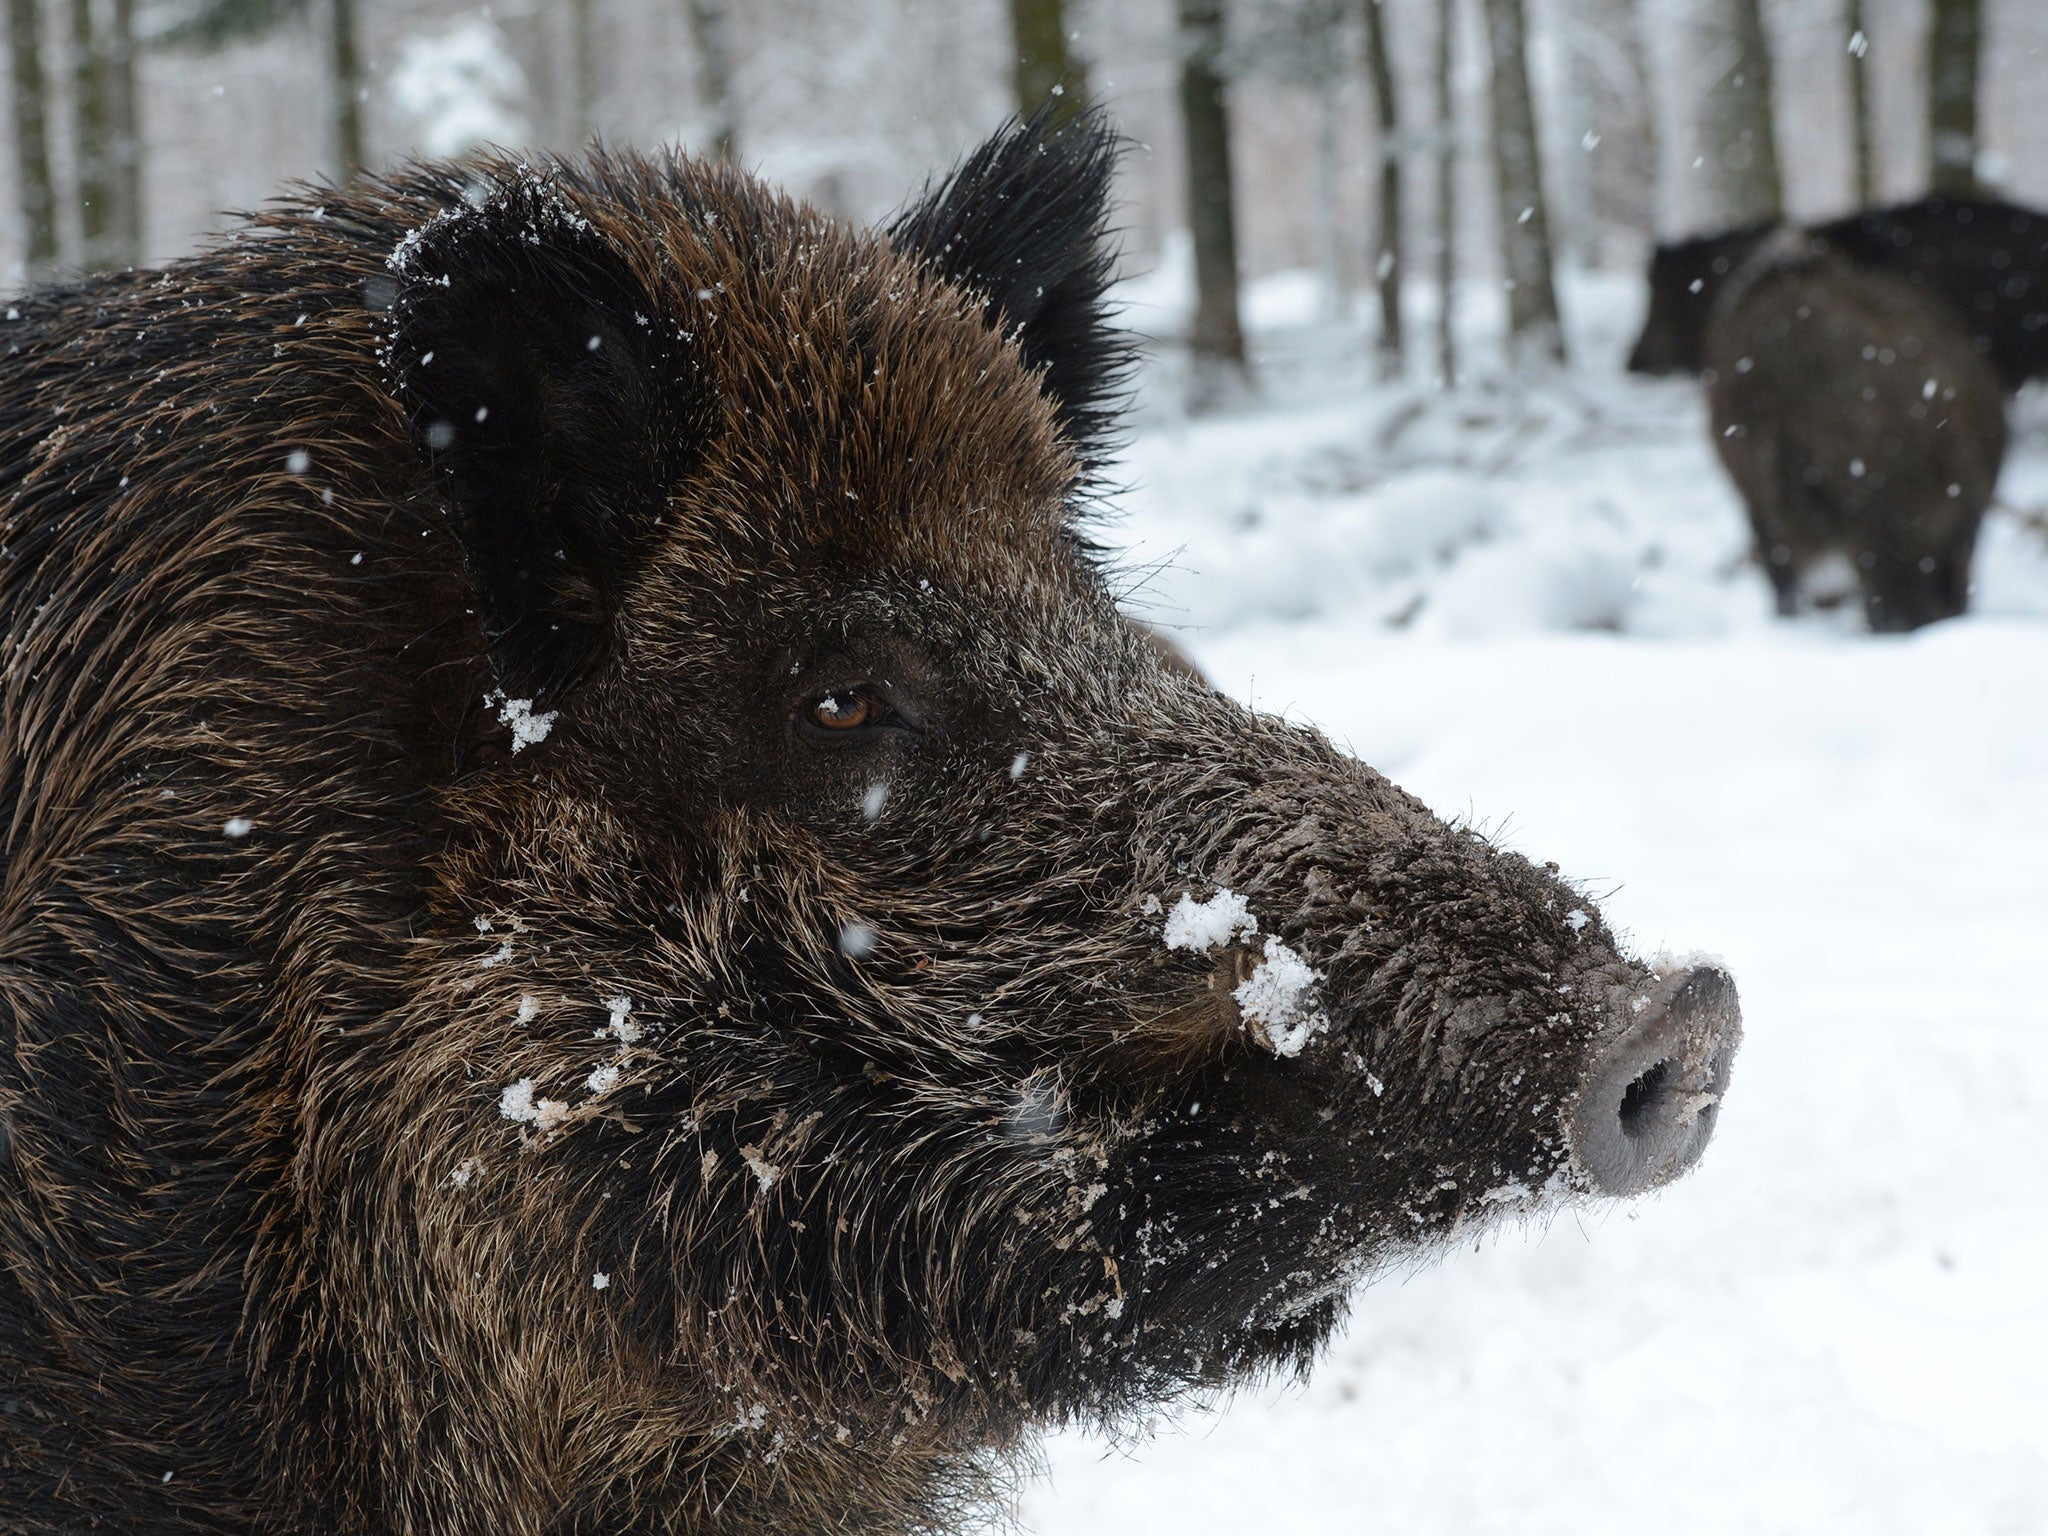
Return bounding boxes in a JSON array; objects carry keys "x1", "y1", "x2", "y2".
[{"x1": 1011, "y1": 268, "x2": 2048, "y2": 1535}]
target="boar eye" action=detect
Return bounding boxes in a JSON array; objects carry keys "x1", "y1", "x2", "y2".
[
  {"x1": 811, "y1": 692, "x2": 877, "y2": 731},
  {"x1": 797, "y1": 685, "x2": 922, "y2": 749}
]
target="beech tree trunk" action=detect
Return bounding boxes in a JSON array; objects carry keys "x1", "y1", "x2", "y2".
[
  {"x1": 1846, "y1": 0, "x2": 1874, "y2": 204},
  {"x1": 1176, "y1": 0, "x2": 1248, "y2": 406},
  {"x1": 6, "y1": 0, "x2": 59, "y2": 277},
  {"x1": 1435, "y1": 0, "x2": 1458, "y2": 386},
  {"x1": 1926, "y1": 0, "x2": 1980, "y2": 194},
  {"x1": 329, "y1": 0, "x2": 364, "y2": 181},
  {"x1": 1010, "y1": 0, "x2": 1086, "y2": 124},
  {"x1": 1480, "y1": 0, "x2": 1565, "y2": 367},
  {"x1": 684, "y1": 0, "x2": 737, "y2": 159},
  {"x1": 106, "y1": 0, "x2": 139, "y2": 260},
  {"x1": 1699, "y1": 0, "x2": 1782, "y2": 225},
  {"x1": 69, "y1": 0, "x2": 116, "y2": 267},
  {"x1": 1313, "y1": 73, "x2": 1347, "y2": 322},
  {"x1": 568, "y1": 0, "x2": 598, "y2": 142},
  {"x1": 1362, "y1": 0, "x2": 1404, "y2": 377}
]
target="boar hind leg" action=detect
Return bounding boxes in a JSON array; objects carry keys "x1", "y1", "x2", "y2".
[
  {"x1": 1859, "y1": 546, "x2": 1959, "y2": 632},
  {"x1": 1759, "y1": 541, "x2": 1801, "y2": 617}
]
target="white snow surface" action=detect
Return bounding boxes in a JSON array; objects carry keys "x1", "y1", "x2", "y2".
[{"x1": 1015, "y1": 268, "x2": 2048, "y2": 1534}]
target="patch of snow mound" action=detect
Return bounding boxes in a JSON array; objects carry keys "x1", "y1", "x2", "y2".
[
  {"x1": 1234, "y1": 937, "x2": 1328, "y2": 1057},
  {"x1": 1413, "y1": 530, "x2": 1640, "y2": 638},
  {"x1": 1162, "y1": 888, "x2": 1257, "y2": 952},
  {"x1": 1349, "y1": 471, "x2": 1511, "y2": 575}
]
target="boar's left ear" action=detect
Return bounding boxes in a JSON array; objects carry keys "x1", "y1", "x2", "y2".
[
  {"x1": 385, "y1": 173, "x2": 707, "y2": 699},
  {"x1": 889, "y1": 108, "x2": 1133, "y2": 474}
]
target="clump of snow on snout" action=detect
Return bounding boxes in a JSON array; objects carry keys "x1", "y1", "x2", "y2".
[
  {"x1": 485, "y1": 688, "x2": 558, "y2": 753},
  {"x1": 1234, "y1": 937, "x2": 1330, "y2": 1058},
  {"x1": 1161, "y1": 887, "x2": 1258, "y2": 952},
  {"x1": 1652, "y1": 948, "x2": 1728, "y2": 978}
]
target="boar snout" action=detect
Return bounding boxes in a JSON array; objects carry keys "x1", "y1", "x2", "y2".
[{"x1": 1569, "y1": 965, "x2": 1741, "y2": 1196}]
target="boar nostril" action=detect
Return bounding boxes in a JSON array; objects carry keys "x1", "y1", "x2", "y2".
[
  {"x1": 1569, "y1": 964, "x2": 1741, "y2": 1198},
  {"x1": 1616, "y1": 1060, "x2": 1674, "y2": 1141}
]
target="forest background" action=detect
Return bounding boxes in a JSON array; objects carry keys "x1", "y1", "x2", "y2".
[{"x1": 1, "y1": 0, "x2": 2038, "y2": 396}]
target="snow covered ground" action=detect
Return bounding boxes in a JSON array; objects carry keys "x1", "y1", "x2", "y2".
[{"x1": 1014, "y1": 269, "x2": 2048, "y2": 1534}]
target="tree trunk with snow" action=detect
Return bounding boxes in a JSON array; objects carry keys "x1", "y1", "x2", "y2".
[
  {"x1": 1480, "y1": 0, "x2": 1565, "y2": 368},
  {"x1": 1846, "y1": 0, "x2": 1874, "y2": 205},
  {"x1": 1362, "y1": 0, "x2": 1404, "y2": 378},
  {"x1": 1176, "y1": 0, "x2": 1249, "y2": 407},
  {"x1": 1435, "y1": 0, "x2": 1458, "y2": 387},
  {"x1": 1926, "y1": 0, "x2": 1979, "y2": 194},
  {"x1": 6, "y1": 0, "x2": 60, "y2": 278},
  {"x1": 1010, "y1": 0, "x2": 1086, "y2": 125},
  {"x1": 328, "y1": 0, "x2": 364, "y2": 181},
  {"x1": 684, "y1": 0, "x2": 738, "y2": 159},
  {"x1": 1697, "y1": 0, "x2": 1782, "y2": 226}
]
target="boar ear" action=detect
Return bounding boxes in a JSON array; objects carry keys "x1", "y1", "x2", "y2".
[
  {"x1": 889, "y1": 107, "x2": 1134, "y2": 473},
  {"x1": 386, "y1": 173, "x2": 705, "y2": 699}
]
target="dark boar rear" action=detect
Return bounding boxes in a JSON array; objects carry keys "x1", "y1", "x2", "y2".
[
  {"x1": 0, "y1": 117, "x2": 1739, "y2": 1535},
  {"x1": 1628, "y1": 193, "x2": 2048, "y2": 387},
  {"x1": 1706, "y1": 232, "x2": 2006, "y2": 630}
]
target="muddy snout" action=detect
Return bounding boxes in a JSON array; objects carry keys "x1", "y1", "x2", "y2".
[{"x1": 1569, "y1": 966, "x2": 1741, "y2": 1197}]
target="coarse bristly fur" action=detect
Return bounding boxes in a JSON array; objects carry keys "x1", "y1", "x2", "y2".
[
  {"x1": 1705, "y1": 232, "x2": 2007, "y2": 631},
  {"x1": 1, "y1": 112, "x2": 1734, "y2": 1535}
]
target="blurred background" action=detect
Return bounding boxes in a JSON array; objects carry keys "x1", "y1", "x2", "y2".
[
  {"x1": 4, "y1": 2, "x2": 2045, "y2": 1534},
  {"x1": 6, "y1": 0, "x2": 2048, "y2": 332}
]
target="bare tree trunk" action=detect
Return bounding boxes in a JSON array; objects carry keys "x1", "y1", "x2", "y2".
[
  {"x1": 568, "y1": 0, "x2": 598, "y2": 142},
  {"x1": 1010, "y1": 0, "x2": 1086, "y2": 124},
  {"x1": 105, "y1": 0, "x2": 139, "y2": 263},
  {"x1": 329, "y1": 0, "x2": 365, "y2": 181},
  {"x1": 1699, "y1": 0, "x2": 1782, "y2": 225},
  {"x1": 684, "y1": 0, "x2": 737, "y2": 159},
  {"x1": 1435, "y1": 0, "x2": 1458, "y2": 387},
  {"x1": 1480, "y1": 0, "x2": 1565, "y2": 367},
  {"x1": 1313, "y1": 73, "x2": 1347, "y2": 322},
  {"x1": 1593, "y1": 0, "x2": 1660, "y2": 252},
  {"x1": 1362, "y1": 0, "x2": 1404, "y2": 378},
  {"x1": 1926, "y1": 0, "x2": 1979, "y2": 193},
  {"x1": 68, "y1": 0, "x2": 116, "y2": 269},
  {"x1": 1176, "y1": 0, "x2": 1248, "y2": 407},
  {"x1": 1846, "y1": 0, "x2": 1874, "y2": 204},
  {"x1": 6, "y1": 0, "x2": 60, "y2": 278}
]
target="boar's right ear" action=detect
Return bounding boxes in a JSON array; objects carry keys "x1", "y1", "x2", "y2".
[
  {"x1": 385, "y1": 173, "x2": 706, "y2": 699},
  {"x1": 889, "y1": 108, "x2": 1134, "y2": 475}
]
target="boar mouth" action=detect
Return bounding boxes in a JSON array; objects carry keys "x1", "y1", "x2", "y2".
[{"x1": 1567, "y1": 964, "x2": 1741, "y2": 1197}]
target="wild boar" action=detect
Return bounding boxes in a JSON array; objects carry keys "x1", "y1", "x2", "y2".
[
  {"x1": 1627, "y1": 192, "x2": 2048, "y2": 386},
  {"x1": 1705, "y1": 232, "x2": 2007, "y2": 630},
  {"x1": 0, "y1": 115, "x2": 1740, "y2": 1535}
]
